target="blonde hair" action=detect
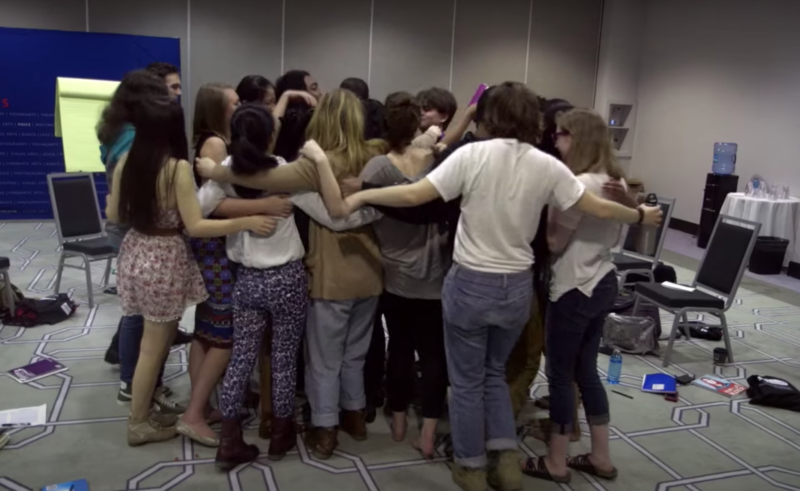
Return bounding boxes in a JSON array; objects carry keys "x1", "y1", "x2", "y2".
[
  {"x1": 192, "y1": 83, "x2": 233, "y2": 149},
  {"x1": 557, "y1": 108, "x2": 625, "y2": 180},
  {"x1": 305, "y1": 88, "x2": 387, "y2": 177}
]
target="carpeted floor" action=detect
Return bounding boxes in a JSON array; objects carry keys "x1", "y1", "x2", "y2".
[{"x1": 1, "y1": 220, "x2": 800, "y2": 491}]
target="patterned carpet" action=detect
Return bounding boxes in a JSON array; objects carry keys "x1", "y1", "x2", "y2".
[{"x1": 1, "y1": 221, "x2": 800, "y2": 491}]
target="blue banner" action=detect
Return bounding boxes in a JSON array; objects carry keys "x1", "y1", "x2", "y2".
[{"x1": 0, "y1": 27, "x2": 180, "y2": 220}]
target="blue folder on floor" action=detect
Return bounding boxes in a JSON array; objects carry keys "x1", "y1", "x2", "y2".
[{"x1": 641, "y1": 374, "x2": 677, "y2": 394}]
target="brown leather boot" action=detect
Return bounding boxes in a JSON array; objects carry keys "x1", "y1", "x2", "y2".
[
  {"x1": 305, "y1": 427, "x2": 337, "y2": 460},
  {"x1": 215, "y1": 418, "x2": 260, "y2": 471},
  {"x1": 268, "y1": 416, "x2": 296, "y2": 461},
  {"x1": 340, "y1": 409, "x2": 367, "y2": 441}
]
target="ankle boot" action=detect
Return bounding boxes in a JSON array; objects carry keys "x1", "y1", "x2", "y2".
[
  {"x1": 340, "y1": 409, "x2": 367, "y2": 441},
  {"x1": 268, "y1": 416, "x2": 296, "y2": 461},
  {"x1": 215, "y1": 418, "x2": 260, "y2": 471}
]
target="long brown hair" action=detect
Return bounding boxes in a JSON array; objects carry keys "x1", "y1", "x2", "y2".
[
  {"x1": 305, "y1": 88, "x2": 386, "y2": 177},
  {"x1": 119, "y1": 97, "x2": 188, "y2": 233},
  {"x1": 192, "y1": 83, "x2": 232, "y2": 149},
  {"x1": 557, "y1": 108, "x2": 625, "y2": 180}
]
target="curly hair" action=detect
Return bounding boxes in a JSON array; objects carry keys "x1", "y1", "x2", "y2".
[{"x1": 96, "y1": 70, "x2": 168, "y2": 146}]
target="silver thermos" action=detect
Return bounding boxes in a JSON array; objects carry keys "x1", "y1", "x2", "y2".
[{"x1": 635, "y1": 193, "x2": 659, "y2": 256}]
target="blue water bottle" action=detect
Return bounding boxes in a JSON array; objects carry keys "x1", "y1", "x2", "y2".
[
  {"x1": 712, "y1": 142, "x2": 737, "y2": 175},
  {"x1": 607, "y1": 350, "x2": 622, "y2": 384}
]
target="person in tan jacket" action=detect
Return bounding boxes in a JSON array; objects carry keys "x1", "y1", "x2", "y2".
[{"x1": 196, "y1": 89, "x2": 439, "y2": 461}]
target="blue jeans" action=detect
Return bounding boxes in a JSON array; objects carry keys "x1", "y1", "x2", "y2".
[
  {"x1": 119, "y1": 315, "x2": 164, "y2": 386},
  {"x1": 546, "y1": 271, "x2": 617, "y2": 433},
  {"x1": 442, "y1": 264, "x2": 532, "y2": 469}
]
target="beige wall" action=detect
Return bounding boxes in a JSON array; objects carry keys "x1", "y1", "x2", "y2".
[
  {"x1": 629, "y1": 0, "x2": 800, "y2": 222},
  {"x1": 1, "y1": 0, "x2": 604, "y2": 126}
]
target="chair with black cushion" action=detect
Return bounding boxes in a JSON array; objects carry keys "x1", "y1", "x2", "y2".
[
  {"x1": 0, "y1": 256, "x2": 14, "y2": 312},
  {"x1": 47, "y1": 173, "x2": 117, "y2": 308},
  {"x1": 614, "y1": 196, "x2": 676, "y2": 290},
  {"x1": 632, "y1": 215, "x2": 761, "y2": 367}
]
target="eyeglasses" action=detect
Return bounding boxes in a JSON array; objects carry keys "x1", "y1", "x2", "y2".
[{"x1": 553, "y1": 130, "x2": 570, "y2": 142}]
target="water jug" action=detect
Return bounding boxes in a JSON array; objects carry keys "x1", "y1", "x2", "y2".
[
  {"x1": 712, "y1": 142, "x2": 737, "y2": 175},
  {"x1": 635, "y1": 193, "x2": 659, "y2": 256}
]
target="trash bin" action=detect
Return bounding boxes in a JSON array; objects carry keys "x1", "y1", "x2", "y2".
[{"x1": 748, "y1": 237, "x2": 790, "y2": 275}]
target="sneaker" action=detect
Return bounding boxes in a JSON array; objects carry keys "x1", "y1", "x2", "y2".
[
  {"x1": 117, "y1": 382, "x2": 132, "y2": 405},
  {"x1": 487, "y1": 450, "x2": 523, "y2": 491},
  {"x1": 150, "y1": 410, "x2": 179, "y2": 428},
  {"x1": 128, "y1": 417, "x2": 178, "y2": 447},
  {"x1": 152, "y1": 386, "x2": 186, "y2": 415}
]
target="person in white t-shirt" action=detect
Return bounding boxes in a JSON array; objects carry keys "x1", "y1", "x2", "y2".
[
  {"x1": 521, "y1": 108, "x2": 625, "y2": 484},
  {"x1": 325, "y1": 83, "x2": 662, "y2": 491}
]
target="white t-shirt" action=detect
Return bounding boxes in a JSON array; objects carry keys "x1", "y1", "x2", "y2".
[
  {"x1": 550, "y1": 173, "x2": 626, "y2": 302},
  {"x1": 196, "y1": 157, "x2": 304, "y2": 269},
  {"x1": 426, "y1": 139, "x2": 586, "y2": 274}
]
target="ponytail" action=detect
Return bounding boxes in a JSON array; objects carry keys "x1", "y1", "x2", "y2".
[{"x1": 227, "y1": 104, "x2": 279, "y2": 199}]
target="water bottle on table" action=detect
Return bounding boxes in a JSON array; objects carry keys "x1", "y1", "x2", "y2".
[{"x1": 607, "y1": 350, "x2": 622, "y2": 384}]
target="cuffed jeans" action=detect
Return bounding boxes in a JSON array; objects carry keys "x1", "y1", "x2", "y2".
[
  {"x1": 546, "y1": 271, "x2": 617, "y2": 434},
  {"x1": 305, "y1": 297, "x2": 379, "y2": 428},
  {"x1": 443, "y1": 264, "x2": 532, "y2": 469}
]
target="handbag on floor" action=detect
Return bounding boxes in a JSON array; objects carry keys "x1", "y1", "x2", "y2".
[
  {"x1": 602, "y1": 313, "x2": 660, "y2": 355},
  {"x1": 3, "y1": 293, "x2": 77, "y2": 327},
  {"x1": 746, "y1": 375, "x2": 800, "y2": 412}
]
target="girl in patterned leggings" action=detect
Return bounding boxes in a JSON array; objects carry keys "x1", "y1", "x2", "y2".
[{"x1": 196, "y1": 104, "x2": 340, "y2": 469}]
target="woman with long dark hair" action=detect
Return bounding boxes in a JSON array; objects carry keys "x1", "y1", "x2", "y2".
[
  {"x1": 521, "y1": 108, "x2": 625, "y2": 483},
  {"x1": 98, "y1": 70, "x2": 186, "y2": 414},
  {"x1": 180, "y1": 83, "x2": 297, "y2": 447},
  {"x1": 105, "y1": 97, "x2": 274, "y2": 446}
]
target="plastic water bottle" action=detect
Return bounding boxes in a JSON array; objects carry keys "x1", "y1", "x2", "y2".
[
  {"x1": 712, "y1": 142, "x2": 737, "y2": 175},
  {"x1": 607, "y1": 350, "x2": 622, "y2": 384}
]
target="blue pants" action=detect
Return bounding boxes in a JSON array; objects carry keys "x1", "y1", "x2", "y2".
[
  {"x1": 442, "y1": 264, "x2": 532, "y2": 469},
  {"x1": 546, "y1": 271, "x2": 617, "y2": 433}
]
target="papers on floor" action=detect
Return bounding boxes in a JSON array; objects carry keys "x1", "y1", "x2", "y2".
[
  {"x1": 0, "y1": 404, "x2": 47, "y2": 427},
  {"x1": 662, "y1": 281, "x2": 696, "y2": 292}
]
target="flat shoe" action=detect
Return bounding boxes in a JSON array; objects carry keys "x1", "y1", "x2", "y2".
[
  {"x1": 521, "y1": 457, "x2": 571, "y2": 483},
  {"x1": 176, "y1": 419, "x2": 219, "y2": 447},
  {"x1": 567, "y1": 454, "x2": 618, "y2": 480}
]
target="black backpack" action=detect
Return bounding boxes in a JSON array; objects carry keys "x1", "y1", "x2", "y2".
[
  {"x1": 3, "y1": 293, "x2": 77, "y2": 327},
  {"x1": 747, "y1": 375, "x2": 800, "y2": 412}
]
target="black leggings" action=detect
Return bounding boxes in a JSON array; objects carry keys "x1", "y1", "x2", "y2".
[{"x1": 383, "y1": 292, "x2": 447, "y2": 419}]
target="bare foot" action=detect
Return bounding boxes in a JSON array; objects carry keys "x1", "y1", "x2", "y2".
[
  {"x1": 412, "y1": 434, "x2": 435, "y2": 460},
  {"x1": 390, "y1": 412, "x2": 407, "y2": 442}
]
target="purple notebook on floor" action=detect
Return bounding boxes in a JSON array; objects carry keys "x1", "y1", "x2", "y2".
[{"x1": 8, "y1": 358, "x2": 68, "y2": 384}]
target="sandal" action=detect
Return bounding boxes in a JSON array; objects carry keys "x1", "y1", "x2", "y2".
[
  {"x1": 521, "y1": 457, "x2": 571, "y2": 483},
  {"x1": 567, "y1": 454, "x2": 618, "y2": 480}
]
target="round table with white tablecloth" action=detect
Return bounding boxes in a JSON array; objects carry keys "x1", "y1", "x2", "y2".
[{"x1": 720, "y1": 192, "x2": 800, "y2": 266}]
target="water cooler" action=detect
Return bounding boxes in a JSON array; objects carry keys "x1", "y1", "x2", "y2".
[{"x1": 698, "y1": 143, "x2": 739, "y2": 249}]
